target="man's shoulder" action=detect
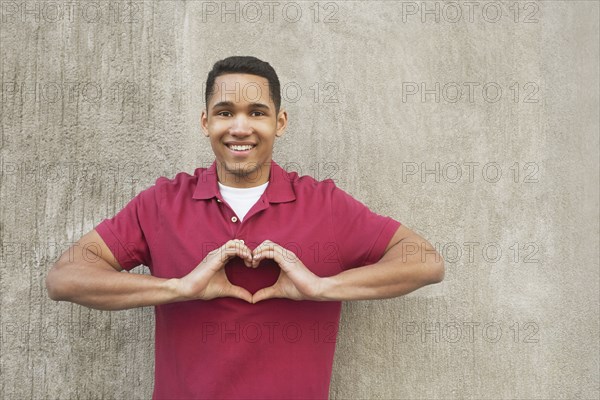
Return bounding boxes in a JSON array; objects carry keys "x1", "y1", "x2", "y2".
[
  {"x1": 279, "y1": 169, "x2": 342, "y2": 208},
  {"x1": 281, "y1": 167, "x2": 338, "y2": 192},
  {"x1": 279, "y1": 166, "x2": 369, "y2": 207},
  {"x1": 151, "y1": 169, "x2": 201, "y2": 194}
]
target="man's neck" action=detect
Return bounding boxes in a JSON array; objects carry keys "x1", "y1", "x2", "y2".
[{"x1": 215, "y1": 161, "x2": 271, "y2": 188}]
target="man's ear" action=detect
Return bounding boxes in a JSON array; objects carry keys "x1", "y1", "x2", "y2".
[
  {"x1": 200, "y1": 110, "x2": 209, "y2": 137},
  {"x1": 275, "y1": 109, "x2": 288, "y2": 138}
]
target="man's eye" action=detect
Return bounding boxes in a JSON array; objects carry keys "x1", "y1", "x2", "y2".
[
  {"x1": 251, "y1": 111, "x2": 265, "y2": 116},
  {"x1": 217, "y1": 111, "x2": 231, "y2": 117}
]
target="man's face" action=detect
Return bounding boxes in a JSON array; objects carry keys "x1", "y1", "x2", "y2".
[{"x1": 201, "y1": 73, "x2": 287, "y2": 188}]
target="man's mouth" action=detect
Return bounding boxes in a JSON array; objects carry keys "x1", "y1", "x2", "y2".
[{"x1": 226, "y1": 144, "x2": 256, "y2": 154}]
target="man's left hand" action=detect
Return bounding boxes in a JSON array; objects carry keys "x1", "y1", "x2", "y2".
[{"x1": 250, "y1": 240, "x2": 325, "y2": 303}]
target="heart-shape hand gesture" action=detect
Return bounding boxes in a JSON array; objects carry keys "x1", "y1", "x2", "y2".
[
  {"x1": 175, "y1": 239, "x2": 255, "y2": 303},
  {"x1": 249, "y1": 240, "x2": 325, "y2": 303},
  {"x1": 174, "y1": 239, "x2": 326, "y2": 304}
]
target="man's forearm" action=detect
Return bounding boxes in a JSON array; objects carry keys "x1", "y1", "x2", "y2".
[
  {"x1": 317, "y1": 256, "x2": 444, "y2": 301},
  {"x1": 47, "y1": 263, "x2": 182, "y2": 311}
]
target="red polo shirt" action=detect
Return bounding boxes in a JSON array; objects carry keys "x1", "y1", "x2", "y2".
[{"x1": 94, "y1": 159, "x2": 401, "y2": 399}]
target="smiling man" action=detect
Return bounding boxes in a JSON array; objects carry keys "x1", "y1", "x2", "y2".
[
  {"x1": 204, "y1": 73, "x2": 279, "y2": 188},
  {"x1": 46, "y1": 56, "x2": 445, "y2": 399}
]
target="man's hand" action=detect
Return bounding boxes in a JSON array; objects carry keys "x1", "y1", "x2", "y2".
[
  {"x1": 175, "y1": 239, "x2": 254, "y2": 303},
  {"x1": 250, "y1": 240, "x2": 325, "y2": 303}
]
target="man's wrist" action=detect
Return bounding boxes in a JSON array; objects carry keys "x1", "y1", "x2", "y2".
[
  {"x1": 164, "y1": 278, "x2": 185, "y2": 302},
  {"x1": 315, "y1": 276, "x2": 338, "y2": 301}
]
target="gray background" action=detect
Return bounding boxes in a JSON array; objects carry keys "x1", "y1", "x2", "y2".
[{"x1": 1, "y1": 0, "x2": 598, "y2": 399}]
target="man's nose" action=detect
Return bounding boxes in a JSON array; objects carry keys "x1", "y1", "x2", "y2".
[{"x1": 229, "y1": 115, "x2": 252, "y2": 134}]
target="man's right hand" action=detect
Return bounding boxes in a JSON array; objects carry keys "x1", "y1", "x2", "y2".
[
  {"x1": 174, "y1": 239, "x2": 254, "y2": 303},
  {"x1": 46, "y1": 232, "x2": 255, "y2": 310}
]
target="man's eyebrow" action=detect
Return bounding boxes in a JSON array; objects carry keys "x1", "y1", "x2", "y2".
[
  {"x1": 212, "y1": 101, "x2": 271, "y2": 111},
  {"x1": 248, "y1": 103, "x2": 271, "y2": 111}
]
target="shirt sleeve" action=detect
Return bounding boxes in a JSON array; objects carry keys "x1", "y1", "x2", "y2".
[
  {"x1": 329, "y1": 184, "x2": 401, "y2": 270},
  {"x1": 94, "y1": 181, "x2": 162, "y2": 272}
]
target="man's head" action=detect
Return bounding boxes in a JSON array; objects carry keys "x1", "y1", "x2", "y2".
[
  {"x1": 201, "y1": 56, "x2": 288, "y2": 188},
  {"x1": 205, "y1": 56, "x2": 281, "y2": 115}
]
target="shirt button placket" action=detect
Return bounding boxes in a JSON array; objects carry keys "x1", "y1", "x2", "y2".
[{"x1": 231, "y1": 216, "x2": 238, "y2": 223}]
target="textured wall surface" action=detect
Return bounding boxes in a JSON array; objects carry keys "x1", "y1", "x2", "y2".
[{"x1": 1, "y1": 1, "x2": 598, "y2": 399}]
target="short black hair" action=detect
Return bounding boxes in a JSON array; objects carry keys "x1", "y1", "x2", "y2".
[{"x1": 205, "y1": 56, "x2": 281, "y2": 115}]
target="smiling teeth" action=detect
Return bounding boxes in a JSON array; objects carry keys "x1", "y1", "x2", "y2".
[{"x1": 229, "y1": 144, "x2": 254, "y2": 151}]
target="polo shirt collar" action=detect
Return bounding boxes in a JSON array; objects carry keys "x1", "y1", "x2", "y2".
[{"x1": 192, "y1": 159, "x2": 296, "y2": 203}]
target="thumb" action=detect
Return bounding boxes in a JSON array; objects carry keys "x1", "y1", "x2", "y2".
[
  {"x1": 224, "y1": 284, "x2": 253, "y2": 303},
  {"x1": 252, "y1": 285, "x2": 279, "y2": 304}
]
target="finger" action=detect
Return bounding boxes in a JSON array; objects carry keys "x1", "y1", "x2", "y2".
[
  {"x1": 251, "y1": 242, "x2": 280, "y2": 267},
  {"x1": 219, "y1": 240, "x2": 253, "y2": 264},
  {"x1": 234, "y1": 240, "x2": 254, "y2": 267},
  {"x1": 253, "y1": 245, "x2": 296, "y2": 269},
  {"x1": 254, "y1": 242, "x2": 295, "y2": 259},
  {"x1": 224, "y1": 239, "x2": 249, "y2": 254},
  {"x1": 213, "y1": 240, "x2": 243, "y2": 259},
  {"x1": 229, "y1": 239, "x2": 254, "y2": 266},
  {"x1": 251, "y1": 240, "x2": 277, "y2": 257},
  {"x1": 252, "y1": 285, "x2": 279, "y2": 304}
]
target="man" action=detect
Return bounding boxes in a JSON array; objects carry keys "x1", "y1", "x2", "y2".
[{"x1": 46, "y1": 56, "x2": 445, "y2": 399}]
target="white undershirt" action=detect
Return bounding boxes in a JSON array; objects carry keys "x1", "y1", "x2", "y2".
[{"x1": 217, "y1": 181, "x2": 269, "y2": 221}]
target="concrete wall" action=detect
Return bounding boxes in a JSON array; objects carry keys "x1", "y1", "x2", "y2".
[{"x1": 1, "y1": 1, "x2": 598, "y2": 398}]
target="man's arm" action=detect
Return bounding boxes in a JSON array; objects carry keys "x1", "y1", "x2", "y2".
[
  {"x1": 46, "y1": 231, "x2": 256, "y2": 310},
  {"x1": 317, "y1": 225, "x2": 445, "y2": 301},
  {"x1": 250, "y1": 225, "x2": 445, "y2": 303},
  {"x1": 45, "y1": 229, "x2": 181, "y2": 311}
]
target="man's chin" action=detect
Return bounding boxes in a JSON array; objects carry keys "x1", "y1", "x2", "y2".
[
  {"x1": 220, "y1": 160, "x2": 266, "y2": 181},
  {"x1": 226, "y1": 167, "x2": 257, "y2": 177},
  {"x1": 222, "y1": 161, "x2": 255, "y2": 173}
]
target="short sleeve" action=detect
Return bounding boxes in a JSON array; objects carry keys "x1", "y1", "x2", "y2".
[
  {"x1": 94, "y1": 182, "x2": 161, "y2": 271},
  {"x1": 329, "y1": 184, "x2": 401, "y2": 270}
]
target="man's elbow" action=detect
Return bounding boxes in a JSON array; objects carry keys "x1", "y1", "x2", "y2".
[
  {"x1": 426, "y1": 258, "x2": 445, "y2": 285},
  {"x1": 46, "y1": 265, "x2": 68, "y2": 301},
  {"x1": 431, "y1": 260, "x2": 446, "y2": 283}
]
